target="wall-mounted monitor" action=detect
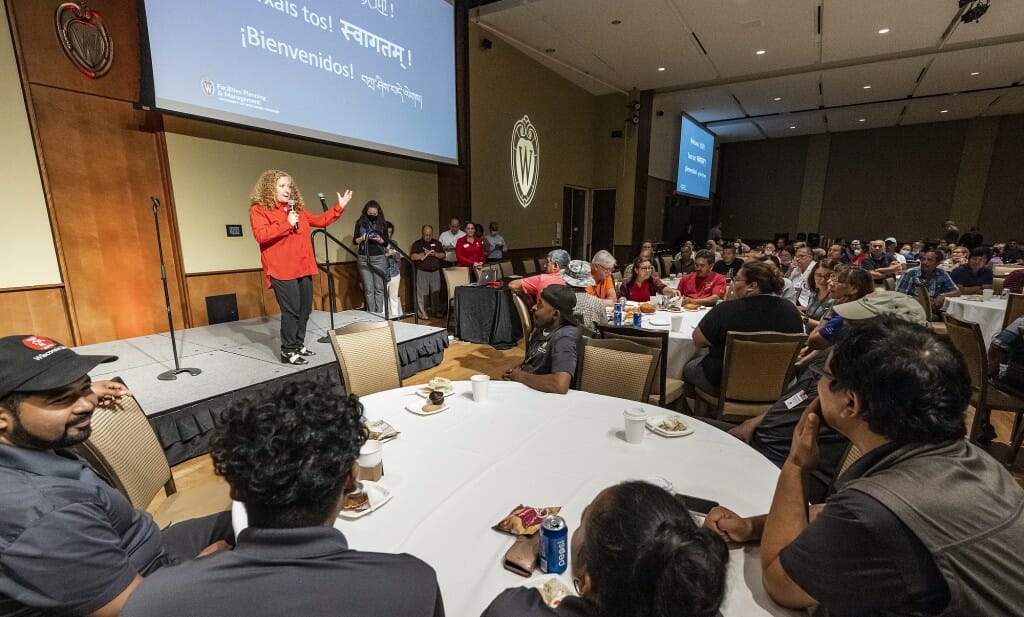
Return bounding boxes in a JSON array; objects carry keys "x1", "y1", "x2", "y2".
[
  {"x1": 675, "y1": 114, "x2": 716, "y2": 200},
  {"x1": 138, "y1": 0, "x2": 458, "y2": 164}
]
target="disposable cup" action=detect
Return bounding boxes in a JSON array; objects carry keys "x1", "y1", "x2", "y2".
[
  {"x1": 471, "y1": 374, "x2": 490, "y2": 403},
  {"x1": 623, "y1": 408, "x2": 647, "y2": 444},
  {"x1": 982, "y1": 289, "x2": 994, "y2": 300},
  {"x1": 357, "y1": 439, "x2": 383, "y2": 468},
  {"x1": 670, "y1": 313, "x2": 685, "y2": 332}
]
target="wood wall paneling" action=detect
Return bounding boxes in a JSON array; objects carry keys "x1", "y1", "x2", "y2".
[
  {"x1": 0, "y1": 286, "x2": 74, "y2": 341},
  {"x1": 184, "y1": 270, "x2": 266, "y2": 327}
]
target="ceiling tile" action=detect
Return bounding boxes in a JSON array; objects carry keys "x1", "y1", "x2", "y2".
[
  {"x1": 821, "y1": 0, "x2": 953, "y2": 62},
  {"x1": 729, "y1": 72, "x2": 822, "y2": 116},
  {"x1": 821, "y1": 56, "x2": 932, "y2": 107},
  {"x1": 916, "y1": 42, "x2": 1024, "y2": 96},
  {"x1": 653, "y1": 88, "x2": 745, "y2": 123},
  {"x1": 755, "y1": 111, "x2": 827, "y2": 138},
  {"x1": 901, "y1": 91, "x2": 1001, "y2": 124},
  {"x1": 705, "y1": 120, "x2": 765, "y2": 142},
  {"x1": 825, "y1": 101, "x2": 907, "y2": 132},
  {"x1": 984, "y1": 87, "x2": 1024, "y2": 116}
]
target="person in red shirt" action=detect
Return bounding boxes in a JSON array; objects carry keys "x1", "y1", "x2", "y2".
[
  {"x1": 676, "y1": 250, "x2": 727, "y2": 306},
  {"x1": 455, "y1": 221, "x2": 486, "y2": 275},
  {"x1": 249, "y1": 170, "x2": 353, "y2": 365},
  {"x1": 618, "y1": 257, "x2": 679, "y2": 302}
]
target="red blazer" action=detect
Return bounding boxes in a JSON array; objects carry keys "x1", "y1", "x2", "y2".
[
  {"x1": 250, "y1": 201, "x2": 344, "y2": 287},
  {"x1": 455, "y1": 236, "x2": 485, "y2": 267}
]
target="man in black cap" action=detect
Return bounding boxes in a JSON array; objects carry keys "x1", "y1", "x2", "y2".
[
  {"x1": 0, "y1": 335, "x2": 233, "y2": 617},
  {"x1": 503, "y1": 285, "x2": 580, "y2": 394}
]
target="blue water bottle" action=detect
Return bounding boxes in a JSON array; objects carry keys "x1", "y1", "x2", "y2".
[
  {"x1": 540, "y1": 514, "x2": 569, "y2": 574},
  {"x1": 613, "y1": 302, "x2": 623, "y2": 326}
]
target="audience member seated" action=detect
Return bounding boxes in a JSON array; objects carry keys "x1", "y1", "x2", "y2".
[
  {"x1": 733, "y1": 237, "x2": 750, "y2": 253},
  {"x1": 756, "y1": 256, "x2": 797, "y2": 304},
  {"x1": 787, "y1": 246, "x2": 817, "y2": 306},
  {"x1": 684, "y1": 262, "x2": 803, "y2": 403},
  {"x1": 978, "y1": 315, "x2": 1024, "y2": 443},
  {"x1": 123, "y1": 380, "x2": 444, "y2": 617},
  {"x1": 503, "y1": 285, "x2": 580, "y2": 395},
  {"x1": 510, "y1": 249, "x2": 570, "y2": 302},
  {"x1": 676, "y1": 250, "x2": 726, "y2": 307},
  {"x1": 959, "y1": 226, "x2": 983, "y2": 250},
  {"x1": 673, "y1": 243, "x2": 697, "y2": 275},
  {"x1": 712, "y1": 245, "x2": 743, "y2": 279},
  {"x1": 944, "y1": 218, "x2": 961, "y2": 243},
  {"x1": 848, "y1": 239, "x2": 867, "y2": 265},
  {"x1": 884, "y1": 237, "x2": 906, "y2": 266},
  {"x1": 705, "y1": 317, "x2": 1024, "y2": 615},
  {"x1": 950, "y1": 246, "x2": 993, "y2": 294},
  {"x1": 483, "y1": 481, "x2": 728, "y2": 617},
  {"x1": 859, "y1": 239, "x2": 901, "y2": 283},
  {"x1": 1004, "y1": 267, "x2": 1024, "y2": 294},
  {"x1": 562, "y1": 260, "x2": 607, "y2": 337},
  {"x1": 799, "y1": 258, "x2": 840, "y2": 331},
  {"x1": 585, "y1": 250, "x2": 618, "y2": 307},
  {"x1": 778, "y1": 246, "x2": 794, "y2": 272},
  {"x1": 618, "y1": 257, "x2": 679, "y2": 303},
  {"x1": 732, "y1": 292, "x2": 926, "y2": 503},
  {"x1": 761, "y1": 243, "x2": 782, "y2": 268},
  {"x1": 623, "y1": 240, "x2": 660, "y2": 278},
  {"x1": 939, "y1": 245, "x2": 968, "y2": 271},
  {"x1": 804, "y1": 266, "x2": 875, "y2": 351},
  {"x1": 0, "y1": 335, "x2": 234, "y2": 617},
  {"x1": 1004, "y1": 239, "x2": 1023, "y2": 263},
  {"x1": 455, "y1": 221, "x2": 486, "y2": 272},
  {"x1": 896, "y1": 249, "x2": 959, "y2": 316}
]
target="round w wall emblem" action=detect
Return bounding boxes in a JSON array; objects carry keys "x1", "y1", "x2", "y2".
[{"x1": 511, "y1": 115, "x2": 539, "y2": 208}]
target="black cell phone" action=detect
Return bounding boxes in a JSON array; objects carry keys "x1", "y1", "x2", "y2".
[{"x1": 675, "y1": 493, "x2": 720, "y2": 516}]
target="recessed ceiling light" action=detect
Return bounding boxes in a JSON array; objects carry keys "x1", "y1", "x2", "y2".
[
  {"x1": 863, "y1": 85, "x2": 872, "y2": 89},
  {"x1": 611, "y1": 19, "x2": 621, "y2": 25},
  {"x1": 657, "y1": 67, "x2": 666, "y2": 72},
  {"x1": 756, "y1": 49, "x2": 766, "y2": 55},
  {"x1": 544, "y1": 48, "x2": 556, "y2": 53},
  {"x1": 773, "y1": 97, "x2": 782, "y2": 101},
  {"x1": 970, "y1": 71, "x2": 980, "y2": 76},
  {"x1": 858, "y1": 118, "x2": 866, "y2": 122},
  {"x1": 789, "y1": 125, "x2": 796, "y2": 129},
  {"x1": 878, "y1": 28, "x2": 890, "y2": 34},
  {"x1": 940, "y1": 109, "x2": 949, "y2": 113}
]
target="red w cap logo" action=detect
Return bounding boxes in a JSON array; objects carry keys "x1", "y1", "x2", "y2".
[{"x1": 22, "y1": 336, "x2": 57, "y2": 351}]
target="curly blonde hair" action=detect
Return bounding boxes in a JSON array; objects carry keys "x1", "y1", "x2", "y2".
[{"x1": 249, "y1": 169, "x2": 305, "y2": 211}]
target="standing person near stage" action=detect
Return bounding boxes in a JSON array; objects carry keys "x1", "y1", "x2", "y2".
[
  {"x1": 250, "y1": 170, "x2": 353, "y2": 365},
  {"x1": 354, "y1": 201, "x2": 390, "y2": 318},
  {"x1": 438, "y1": 217, "x2": 465, "y2": 267},
  {"x1": 410, "y1": 225, "x2": 446, "y2": 319},
  {"x1": 384, "y1": 221, "x2": 403, "y2": 319},
  {"x1": 455, "y1": 221, "x2": 486, "y2": 276}
]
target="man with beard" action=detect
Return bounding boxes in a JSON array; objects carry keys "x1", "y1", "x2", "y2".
[
  {"x1": 503, "y1": 286, "x2": 580, "y2": 395},
  {"x1": 0, "y1": 335, "x2": 233, "y2": 617}
]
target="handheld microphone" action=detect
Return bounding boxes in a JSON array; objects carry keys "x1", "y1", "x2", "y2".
[
  {"x1": 288, "y1": 199, "x2": 298, "y2": 231},
  {"x1": 317, "y1": 192, "x2": 329, "y2": 212}
]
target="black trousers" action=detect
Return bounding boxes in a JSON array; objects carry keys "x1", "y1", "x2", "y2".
[
  {"x1": 143, "y1": 510, "x2": 235, "y2": 574},
  {"x1": 270, "y1": 276, "x2": 313, "y2": 353}
]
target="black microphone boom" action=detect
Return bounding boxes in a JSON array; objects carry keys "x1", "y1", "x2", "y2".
[
  {"x1": 288, "y1": 199, "x2": 298, "y2": 231},
  {"x1": 318, "y1": 192, "x2": 329, "y2": 212}
]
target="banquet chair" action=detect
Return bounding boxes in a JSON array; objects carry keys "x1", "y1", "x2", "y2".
[
  {"x1": 835, "y1": 443, "x2": 864, "y2": 479},
  {"x1": 521, "y1": 258, "x2": 537, "y2": 275},
  {"x1": 512, "y1": 292, "x2": 533, "y2": 338},
  {"x1": 442, "y1": 266, "x2": 471, "y2": 332},
  {"x1": 943, "y1": 314, "x2": 1024, "y2": 464},
  {"x1": 497, "y1": 260, "x2": 515, "y2": 278},
  {"x1": 72, "y1": 378, "x2": 231, "y2": 529},
  {"x1": 577, "y1": 338, "x2": 659, "y2": 404},
  {"x1": 538, "y1": 257, "x2": 549, "y2": 271},
  {"x1": 1004, "y1": 292, "x2": 1024, "y2": 329},
  {"x1": 329, "y1": 321, "x2": 402, "y2": 397},
  {"x1": 913, "y1": 283, "x2": 946, "y2": 335},
  {"x1": 599, "y1": 325, "x2": 682, "y2": 409},
  {"x1": 612, "y1": 271, "x2": 623, "y2": 287},
  {"x1": 694, "y1": 332, "x2": 806, "y2": 422},
  {"x1": 659, "y1": 254, "x2": 673, "y2": 277}
]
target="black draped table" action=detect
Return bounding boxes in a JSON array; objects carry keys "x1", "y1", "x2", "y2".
[{"x1": 454, "y1": 284, "x2": 523, "y2": 349}]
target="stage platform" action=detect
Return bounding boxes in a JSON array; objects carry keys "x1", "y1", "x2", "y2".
[{"x1": 76, "y1": 311, "x2": 448, "y2": 465}]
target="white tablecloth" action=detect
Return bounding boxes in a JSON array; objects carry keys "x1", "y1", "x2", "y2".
[
  {"x1": 637, "y1": 309, "x2": 709, "y2": 377},
  {"x1": 232, "y1": 382, "x2": 798, "y2": 617},
  {"x1": 942, "y1": 296, "x2": 1007, "y2": 346}
]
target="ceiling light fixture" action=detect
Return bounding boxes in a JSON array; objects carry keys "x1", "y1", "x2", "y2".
[
  {"x1": 789, "y1": 125, "x2": 796, "y2": 129},
  {"x1": 859, "y1": 118, "x2": 866, "y2": 122},
  {"x1": 611, "y1": 19, "x2": 621, "y2": 25},
  {"x1": 863, "y1": 85, "x2": 872, "y2": 89},
  {"x1": 970, "y1": 71, "x2": 980, "y2": 75},
  {"x1": 773, "y1": 97, "x2": 782, "y2": 101},
  {"x1": 940, "y1": 109, "x2": 949, "y2": 113},
  {"x1": 960, "y1": 0, "x2": 990, "y2": 23},
  {"x1": 878, "y1": 28, "x2": 890, "y2": 34},
  {"x1": 544, "y1": 48, "x2": 555, "y2": 53},
  {"x1": 657, "y1": 67, "x2": 666, "y2": 72},
  {"x1": 756, "y1": 49, "x2": 766, "y2": 55}
]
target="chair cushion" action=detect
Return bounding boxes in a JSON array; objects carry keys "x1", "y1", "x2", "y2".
[
  {"x1": 695, "y1": 386, "x2": 772, "y2": 421},
  {"x1": 649, "y1": 378, "x2": 684, "y2": 407},
  {"x1": 152, "y1": 480, "x2": 232, "y2": 530}
]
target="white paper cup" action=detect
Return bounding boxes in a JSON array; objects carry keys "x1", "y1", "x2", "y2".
[
  {"x1": 357, "y1": 439, "x2": 383, "y2": 468},
  {"x1": 471, "y1": 374, "x2": 490, "y2": 403},
  {"x1": 983, "y1": 289, "x2": 994, "y2": 300},
  {"x1": 623, "y1": 408, "x2": 647, "y2": 444},
  {"x1": 670, "y1": 313, "x2": 684, "y2": 332}
]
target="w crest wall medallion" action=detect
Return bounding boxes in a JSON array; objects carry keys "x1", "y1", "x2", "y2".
[
  {"x1": 55, "y1": 2, "x2": 113, "y2": 78},
  {"x1": 511, "y1": 115, "x2": 539, "y2": 208}
]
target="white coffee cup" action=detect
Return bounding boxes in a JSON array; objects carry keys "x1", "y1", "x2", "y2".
[
  {"x1": 623, "y1": 408, "x2": 647, "y2": 444},
  {"x1": 670, "y1": 313, "x2": 685, "y2": 332},
  {"x1": 357, "y1": 439, "x2": 383, "y2": 468},
  {"x1": 471, "y1": 374, "x2": 490, "y2": 403},
  {"x1": 983, "y1": 289, "x2": 994, "y2": 300}
]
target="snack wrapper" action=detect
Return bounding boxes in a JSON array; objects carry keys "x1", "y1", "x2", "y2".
[{"x1": 492, "y1": 504, "x2": 562, "y2": 536}]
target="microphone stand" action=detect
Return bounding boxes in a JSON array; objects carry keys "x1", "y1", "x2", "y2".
[
  {"x1": 151, "y1": 197, "x2": 201, "y2": 381},
  {"x1": 316, "y1": 194, "x2": 338, "y2": 342}
]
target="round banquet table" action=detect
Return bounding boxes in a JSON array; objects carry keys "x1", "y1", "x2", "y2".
[
  {"x1": 233, "y1": 382, "x2": 800, "y2": 617},
  {"x1": 942, "y1": 296, "x2": 1007, "y2": 346},
  {"x1": 634, "y1": 307, "x2": 709, "y2": 378}
]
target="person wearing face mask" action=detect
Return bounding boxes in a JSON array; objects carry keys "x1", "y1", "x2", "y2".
[
  {"x1": 354, "y1": 200, "x2": 390, "y2": 318},
  {"x1": 250, "y1": 170, "x2": 353, "y2": 365},
  {"x1": 848, "y1": 240, "x2": 867, "y2": 265}
]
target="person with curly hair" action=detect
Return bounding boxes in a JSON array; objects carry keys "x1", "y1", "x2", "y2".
[
  {"x1": 482, "y1": 481, "x2": 729, "y2": 617},
  {"x1": 249, "y1": 170, "x2": 354, "y2": 365},
  {"x1": 122, "y1": 379, "x2": 445, "y2": 617},
  {"x1": 705, "y1": 317, "x2": 1024, "y2": 616}
]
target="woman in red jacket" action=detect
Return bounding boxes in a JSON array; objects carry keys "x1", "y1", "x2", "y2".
[
  {"x1": 249, "y1": 169, "x2": 353, "y2": 365},
  {"x1": 455, "y1": 221, "x2": 486, "y2": 275}
]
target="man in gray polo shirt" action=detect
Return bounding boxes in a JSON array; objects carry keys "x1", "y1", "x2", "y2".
[
  {"x1": 0, "y1": 334, "x2": 234, "y2": 617},
  {"x1": 123, "y1": 379, "x2": 444, "y2": 617}
]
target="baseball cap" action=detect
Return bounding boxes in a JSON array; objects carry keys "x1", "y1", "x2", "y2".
[
  {"x1": 884, "y1": 237, "x2": 897, "y2": 244},
  {"x1": 561, "y1": 260, "x2": 595, "y2": 287},
  {"x1": 851, "y1": 239, "x2": 861, "y2": 245},
  {"x1": 0, "y1": 335, "x2": 116, "y2": 399},
  {"x1": 832, "y1": 291, "x2": 927, "y2": 325},
  {"x1": 541, "y1": 285, "x2": 578, "y2": 326}
]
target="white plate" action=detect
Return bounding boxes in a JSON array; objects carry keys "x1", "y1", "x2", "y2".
[
  {"x1": 416, "y1": 387, "x2": 455, "y2": 398},
  {"x1": 338, "y1": 481, "x2": 392, "y2": 519},
  {"x1": 646, "y1": 413, "x2": 694, "y2": 437},
  {"x1": 405, "y1": 401, "x2": 450, "y2": 416},
  {"x1": 647, "y1": 317, "x2": 670, "y2": 326}
]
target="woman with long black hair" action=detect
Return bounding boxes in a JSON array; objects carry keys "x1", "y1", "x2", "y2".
[{"x1": 354, "y1": 200, "x2": 389, "y2": 315}]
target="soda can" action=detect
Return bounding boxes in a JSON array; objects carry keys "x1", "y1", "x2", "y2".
[
  {"x1": 613, "y1": 302, "x2": 623, "y2": 326},
  {"x1": 539, "y1": 514, "x2": 569, "y2": 574},
  {"x1": 633, "y1": 311, "x2": 642, "y2": 327}
]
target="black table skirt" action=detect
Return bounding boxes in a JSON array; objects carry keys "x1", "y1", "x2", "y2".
[{"x1": 455, "y1": 285, "x2": 523, "y2": 349}]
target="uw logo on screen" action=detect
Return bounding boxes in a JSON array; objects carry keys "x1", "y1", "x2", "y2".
[
  {"x1": 511, "y1": 115, "x2": 539, "y2": 208},
  {"x1": 201, "y1": 79, "x2": 215, "y2": 96}
]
